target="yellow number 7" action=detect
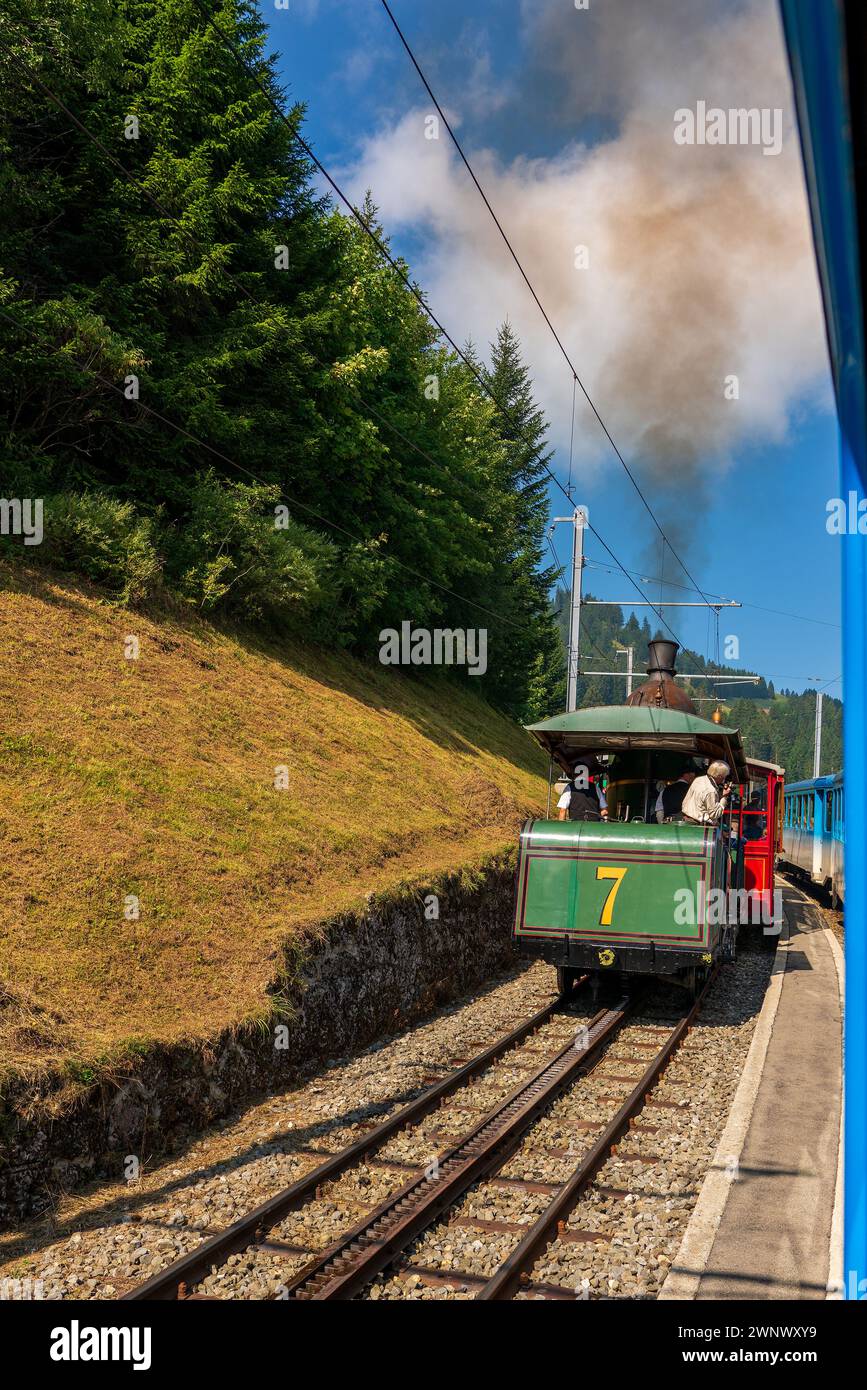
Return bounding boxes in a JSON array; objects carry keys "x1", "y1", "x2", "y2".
[{"x1": 596, "y1": 866, "x2": 628, "y2": 925}]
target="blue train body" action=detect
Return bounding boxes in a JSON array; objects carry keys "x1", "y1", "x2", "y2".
[{"x1": 780, "y1": 773, "x2": 845, "y2": 905}]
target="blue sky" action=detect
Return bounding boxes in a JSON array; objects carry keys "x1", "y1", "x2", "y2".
[{"x1": 265, "y1": 0, "x2": 842, "y2": 698}]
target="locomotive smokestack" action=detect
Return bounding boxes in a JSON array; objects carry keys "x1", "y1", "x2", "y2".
[
  {"x1": 625, "y1": 640, "x2": 697, "y2": 714},
  {"x1": 646, "y1": 639, "x2": 679, "y2": 677}
]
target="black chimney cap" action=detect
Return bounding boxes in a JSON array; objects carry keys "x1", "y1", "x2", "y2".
[{"x1": 647, "y1": 639, "x2": 679, "y2": 675}]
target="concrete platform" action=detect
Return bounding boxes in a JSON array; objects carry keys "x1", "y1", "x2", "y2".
[{"x1": 661, "y1": 883, "x2": 843, "y2": 1301}]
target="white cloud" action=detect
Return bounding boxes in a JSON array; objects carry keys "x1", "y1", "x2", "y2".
[{"x1": 334, "y1": 0, "x2": 830, "y2": 547}]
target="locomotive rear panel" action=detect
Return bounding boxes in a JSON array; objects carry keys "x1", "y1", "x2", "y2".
[{"x1": 513, "y1": 820, "x2": 727, "y2": 976}]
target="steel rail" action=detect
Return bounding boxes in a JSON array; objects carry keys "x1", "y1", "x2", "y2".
[
  {"x1": 476, "y1": 970, "x2": 717, "y2": 1300},
  {"x1": 123, "y1": 989, "x2": 578, "y2": 1300},
  {"x1": 284, "y1": 999, "x2": 634, "y2": 1300}
]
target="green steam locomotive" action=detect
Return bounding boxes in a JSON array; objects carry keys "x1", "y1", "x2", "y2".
[{"x1": 512, "y1": 641, "x2": 748, "y2": 995}]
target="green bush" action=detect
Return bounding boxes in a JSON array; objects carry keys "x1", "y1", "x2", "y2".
[
  {"x1": 27, "y1": 492, "x2": 161, "y2": 606},
  {"x1": 168, "y1": 472, "x2": 340, "y2": 636}
]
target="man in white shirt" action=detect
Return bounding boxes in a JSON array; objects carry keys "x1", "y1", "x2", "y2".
[
  {"x1": 556, "y1": 764, "x2": 609, "y2": 822},
  {"x1": 681, "y1": 760, "x2": 733, "y2": 825}
]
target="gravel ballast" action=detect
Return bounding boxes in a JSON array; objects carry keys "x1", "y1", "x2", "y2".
[{"x1": 0, "y1": 943, "x2": 774, "y2": 1301}]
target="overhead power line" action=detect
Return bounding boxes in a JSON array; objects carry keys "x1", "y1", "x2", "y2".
[
  {"x1": 377, "y1": 0, "x2": 718, "y2": 614},
  {"x1": 0, "y1": 302, "x2": 525, "y2": 630},
  {"x1": 4, "y1": 14, "x2": 733, "y2": 680},
  {"x1": 1, "y1": 22, "x2": 687, "y2": 669},
  {"x1": 584, "y1": 557, "x2": 841, "y2": 630},
  {"x1": 183, "y1": 0, "x2": 708, "y2": 674},
  {"x1": 0, "y1": 27, "x2": 529, "y2": 632}
]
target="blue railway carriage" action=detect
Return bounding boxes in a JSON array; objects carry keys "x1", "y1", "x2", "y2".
[{"x1": 780, "y1": 773, "x2": 845, "y2": 906}]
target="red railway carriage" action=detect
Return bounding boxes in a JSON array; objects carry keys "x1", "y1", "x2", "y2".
[{"x1": 725, "y1": 758, "x2": 785, "y2": 902}]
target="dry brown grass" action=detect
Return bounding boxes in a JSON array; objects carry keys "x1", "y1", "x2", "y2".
[{"x1": 0, "y1": 563, "x2": 547, "y2": 1078}]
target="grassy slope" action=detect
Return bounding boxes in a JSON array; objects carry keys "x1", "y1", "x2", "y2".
[{"x1": 0, "y1": 564, "x2": 547, "y2": 1079}]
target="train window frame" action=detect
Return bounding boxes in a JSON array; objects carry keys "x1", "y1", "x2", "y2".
[{"x1": 740, "y1": 776, "x2": 769, "y2": 843}]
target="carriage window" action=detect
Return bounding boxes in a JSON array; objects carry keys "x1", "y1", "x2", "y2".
[
  {"x1": 825, "y1": 794, "x2": 833, "y2": 833},
  {"x1": 742, "y1": 778, "x2": 767, "y2": 840}
]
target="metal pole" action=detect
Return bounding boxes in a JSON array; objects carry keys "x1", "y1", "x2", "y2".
[
  {"x1": 582, "y1": 600, "x2": 741, "y2": 608},
  {"x1": 566, "y1": 507, "x2": 586, "y2": 713},
  {"x1": 813, "y1": 690, "x2": 824, "y2": 778},
  {"x1": 615, "y1": 645, "x2": 634, "y2": 697}
]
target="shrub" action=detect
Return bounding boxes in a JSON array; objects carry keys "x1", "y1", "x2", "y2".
[
  {"x1": 168, "y1": 472, "x2": 340, "y2": 636},
  {"x1": 15, "y1": 492, "x2": 161, "y2": 606}
]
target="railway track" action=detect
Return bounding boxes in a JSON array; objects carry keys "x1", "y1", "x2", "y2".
[
  {"x1": 476, "y1": 976, "x2": 710, "y2": 1299},
  {"x1": 123, "y1": 985, "x2": 605, "y2": 1300},
  {"x1": 124, "y1": 970, "x2": 715, "y2": 1302},
  {"x1": 282, "y1": 998, "x2": 629, "y2": 1300}
]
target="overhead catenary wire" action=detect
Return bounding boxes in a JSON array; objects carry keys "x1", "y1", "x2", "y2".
[
  {"x1": 546, "y1": 532, "x2": 611, "y2": 673},
  {"x1": 179, "y1": 0, "x2": 710, "y2": 675},
  {"x1": 584, "y1": 556, "x2": 841, "y2": 629},
  {"x1": 0, "y1": 301, "x2": 526, "y2": 632},
  {"x1": 0, "y1": 21, "x2": 691, "y2": 669},
  {"x1": 0, "y1": 32, "x2": 491, "y2": 514},
  {"x1": 567, "y1": 373, "x2": 577, "y2": 499},
  {"x1": 377, "y1": 0, "x2": 719, "y2": 615},
  {"x1": 0, "y1": 27, "x2": 538, "y2": 633},
  {"x1": 4, "y1": 17, "x2": 805, "y2": 688},
  {"x1": 378, "y1": 2, "x2": 843, "y2": 684}
]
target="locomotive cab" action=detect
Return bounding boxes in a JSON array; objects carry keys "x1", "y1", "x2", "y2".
[{"x1": 514, "y1": 643, "x2": 749, "y2": 995}]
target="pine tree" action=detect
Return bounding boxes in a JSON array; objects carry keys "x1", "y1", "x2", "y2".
[{"x1": 481, "y1": 321, "x2": 562, "y2": 718}]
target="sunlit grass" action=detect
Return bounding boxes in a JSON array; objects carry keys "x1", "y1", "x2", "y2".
[{"x1": 0, "y1": 562, "x2": 546, "y2": 1083}]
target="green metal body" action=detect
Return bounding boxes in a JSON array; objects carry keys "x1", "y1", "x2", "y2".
[{"x1": 513, "y1": 818, "x2": 733, "y2": 977}]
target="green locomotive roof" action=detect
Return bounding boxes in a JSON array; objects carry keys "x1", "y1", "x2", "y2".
[{"x1": 526, "y1": 704, "x2": 748, "y2": 780}]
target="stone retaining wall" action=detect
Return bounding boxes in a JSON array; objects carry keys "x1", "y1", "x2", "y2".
[{"x1": 0, "y1": 852, "x2": 518, "y2": 1224}]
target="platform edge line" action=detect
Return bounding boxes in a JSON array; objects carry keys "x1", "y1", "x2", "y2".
[{"x1": 657, "y1": 901, "x2": 791, "y2": 1301}]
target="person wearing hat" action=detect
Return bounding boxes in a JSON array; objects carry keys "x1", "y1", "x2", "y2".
[{"x1": 557, "y1": 762, "x2": 608, "y2": 822}]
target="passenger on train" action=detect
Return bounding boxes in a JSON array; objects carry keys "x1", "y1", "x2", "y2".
[
  {"x1": 681, "y1": 760, "x2": 733, "y2": 825},
  {"x1": 557, "y1": 762, "x2": 609, "y2": 822},
  {"x1": 742, "y1": 791, "x2": 767, "y2": 839},
  {"x1": 654, "y1": 766, "x2": 698, "y2": 822}
]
